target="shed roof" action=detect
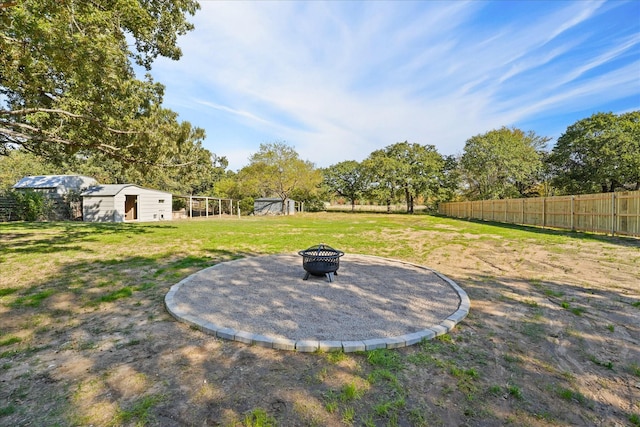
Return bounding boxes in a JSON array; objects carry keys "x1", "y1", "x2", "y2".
[
  {"x1": 81, "y1": 184, "x2": 171, "y2": 197},
  {"x1": 13, "y1": 175, "x2": 97, "y2": 191}
]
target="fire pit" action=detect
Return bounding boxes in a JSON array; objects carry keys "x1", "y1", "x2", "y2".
[{"x1": 298, "y1": 244, "x2": 344, "y2": 282}]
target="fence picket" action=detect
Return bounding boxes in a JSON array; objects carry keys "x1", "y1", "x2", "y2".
[{"x1": 439, "y1": 190, "x2": 640, "y2": 237}]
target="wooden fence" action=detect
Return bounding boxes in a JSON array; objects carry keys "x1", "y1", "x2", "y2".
[{"x1": 438, "y1": 190, "x2": 640, "y2": 237}]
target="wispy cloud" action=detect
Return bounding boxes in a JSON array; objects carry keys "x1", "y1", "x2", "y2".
[{"x1": 151, "y1": 0, "x2": 640, "y2": 170}]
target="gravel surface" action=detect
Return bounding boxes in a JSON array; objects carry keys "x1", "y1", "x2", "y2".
[{"x1": 170, "y1": 254, "x2": 462, "y2": 341}]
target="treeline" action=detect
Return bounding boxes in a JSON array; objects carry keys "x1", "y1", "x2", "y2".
[
  {"x1": 1, "y1": 2, "x2": 637, "y2": 215},
  {"x1": 202, "y1": 110, "x2": 640, "y2": 215},
  {"x1": 1, "y1": 111, "x2": 637, "y2": 216}
]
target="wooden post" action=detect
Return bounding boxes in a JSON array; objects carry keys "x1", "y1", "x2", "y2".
[
  {"x1": 205, "y1": 197, "x2": 209, "y2": 218},
  {"x1": 612, "y1": 192, "x2": 616, "y2": 236},
  {"x1": 542, "y1": 197, "x2": 546, "y2": 228},
  {"x1": 189, "y1": 196, "x2": 193, "y2": 219},
  {"x1": 218, "y1": 199, "x2": 222, "y2": 218},
  {"x1": 570, "y1": 196, "x2": 575, "y2": 231}
]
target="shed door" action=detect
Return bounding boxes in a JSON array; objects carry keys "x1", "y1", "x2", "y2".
[{"x1": 125, "y1": 195, "x2": 138, "y2": 220}]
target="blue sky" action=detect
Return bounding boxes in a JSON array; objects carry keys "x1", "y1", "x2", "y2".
[{"x1": 148, "y1": 0, "x2": 640, "y2": 171}]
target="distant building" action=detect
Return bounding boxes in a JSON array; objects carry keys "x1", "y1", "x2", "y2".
[
  {"x1": 254, "y1": 198, "x2": 296, "y2": 215},
  {"x1": 82, "y1": 184, "x2": 172, "y2": 222},
  {"x1": 13, "y1": 175, "x2": 97, "y2": 220}
]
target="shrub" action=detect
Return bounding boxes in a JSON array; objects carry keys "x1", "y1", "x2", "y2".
[
  {"x1": 10, "y1": 189, "x2": 50, "y2": 221},
  {"x1": 239, "y1": 197, "x2": 255, "y2": 215}
]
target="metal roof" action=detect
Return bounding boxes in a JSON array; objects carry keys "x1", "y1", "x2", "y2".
[
  {"x1": 13, "y1": 175, "x2": 97, "y2": 191},
  {"x1": 81, "y1": 184, "x2": 171, "y2": 197}
]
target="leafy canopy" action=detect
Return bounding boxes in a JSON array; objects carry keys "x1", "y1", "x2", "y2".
[
  {"x1": 460, "y1": 127, "x2": 548, "y2": 200},
  {"x1": 238, "y1": 142, "x2": 322, "y2": 212},
  {"x1": 548, "y1": 111, "x2": 640, "y2": 193},
  {"x1": 322, "y1": 160, "x2": 370, "y2": 211},
  {"x1": 362, "y1": 142, "x2": 444, "y2": 213},
  {"x1": 0, "y1": 0, "x2": 202, "y2": 169}
]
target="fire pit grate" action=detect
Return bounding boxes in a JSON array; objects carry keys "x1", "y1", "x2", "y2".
[{"x1": 298, "y1": 244, "x2": 344, "y2": 282}]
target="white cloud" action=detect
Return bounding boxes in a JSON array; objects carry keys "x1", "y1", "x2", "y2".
[{"x1": 150, "y1": 0, "x2": 639, "y2": 170}]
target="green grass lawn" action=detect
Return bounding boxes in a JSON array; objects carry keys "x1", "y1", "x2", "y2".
[{"x1": 0, "y1": 213, "x2": 638, "y2": 426}]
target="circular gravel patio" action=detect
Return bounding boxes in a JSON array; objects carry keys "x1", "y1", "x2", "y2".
[{"x1": 165, "y1": 254, "x2": 470, "y2": 352}]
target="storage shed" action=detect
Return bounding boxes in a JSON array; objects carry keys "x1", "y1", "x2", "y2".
[
  {"x1": 81, "y1": 184, "x2": 172, "y2": 222},
  {"x1": 254, "y1": 198, "x2": 296, "y2": 215},
  {"x1": 13, "y1": 175, "x2": 98, "y2": 194},
  {"x1": 13, "y1": 175, "x2": 98, "y2": 220}
]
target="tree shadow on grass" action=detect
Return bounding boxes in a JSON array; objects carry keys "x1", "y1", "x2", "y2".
[
  {"x1": 432, "y1": 270, "x2": 640, "y2": 425},
  {"x1": 0, "y1": 249, "x2": 250, "y2": 425},
  {"x1": 1, "y1": 230, "x2": 639, "y2": 425},
  {"x1": 432, "y1": 215, "x2": 640, "y2": 248},
  {"x1": 0, "y1": 221, "x2": 178, "y2": 255}
]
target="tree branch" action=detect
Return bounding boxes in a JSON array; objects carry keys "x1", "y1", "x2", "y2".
[{"x1": 0, "y1": 108, "x2": 141, "y2": 135}]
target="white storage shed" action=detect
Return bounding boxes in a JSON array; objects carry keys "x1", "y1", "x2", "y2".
[
  {"x1": 254, "y1": 197, "x2": 296, "y2": 215},
  {"x1": 81, "y1": 184, "x2": 172, "y2": 222},
  {"x1": 13, "y1": 175, "x2": 98, "y2": 220}
]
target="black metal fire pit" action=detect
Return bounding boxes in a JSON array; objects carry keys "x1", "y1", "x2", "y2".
[{"x1": 298, "y1": 244, "x2": 344, "y2": 282}]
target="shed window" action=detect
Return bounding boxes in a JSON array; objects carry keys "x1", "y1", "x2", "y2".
[{"x1": 158, "y1": 199, "x2": 165, "y2": 203}]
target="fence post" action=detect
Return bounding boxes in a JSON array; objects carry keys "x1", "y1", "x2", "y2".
[
  {"x1": 542, "y1": 197, "x2": 546, "y2": 228},
  {"x1": 612, "y1": 192, "x2": 616, "y2": 236},
  {"x1": 521, "y1": 199, "x2": 525, "y2": 225},
  {"x1": 570, "y1": 196, "x2": 575, "y2": 231}
]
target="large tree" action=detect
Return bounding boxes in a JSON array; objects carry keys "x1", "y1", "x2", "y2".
[
  {"x1": 547, "y1": 111, "x2": 640, "y2": 194},
  {"x1": 363, "y1": 142, "x2": 444, "y2": 213},
  {"x1": 239, "y1": 142, "x2": 321, "y2": 214},
  {"x1": 0, "y1": 0, "x2": 201, "y2": 168},
  {"x1": 322, "y1": 160, "x2": 370, "y2": 211},
  {"x1": 362, "y1": 149, "x2": 402, "y2": 212},
  {"x1": 460, "y1": 127, "x2": 548, "y2": 200},
  {"x1": 384, "y1": 142, "x2": 444, "y2": 213}
]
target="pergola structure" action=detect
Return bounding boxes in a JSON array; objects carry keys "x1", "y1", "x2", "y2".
[{"x1": 173, "y1": 195, "x2": 237, "y2": 219}]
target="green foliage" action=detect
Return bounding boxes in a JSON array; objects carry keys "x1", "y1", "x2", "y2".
[
  {"x1": 460, "y1": 127, "x2": 548, "y2": 200},
  {"x1": 9, "y1": 189, "x2": 49, "y2": 221},
  {"x1": 340, "y1": 382, "x2": 365, "y2": 402},
  {"x1": 0, "y1": 0, "x2": 213, "y2": 179},
  {"x1": 366, "y1": 348, "x2": 403, "y2": 371},
  {"x1": 323, "y1": 160, "x2": 370, "y2": 210},
  {"x1": 11, "y1": 289, "x2": 55, "y2": 308},
  {"x1": 557, "y1": 387, "x2": 587, "y2": 405},
  {"x1": 507, "y1": 384, "x2": 523, "y2": 400},
  {"x1": 96, "y1": 287, "x2": 133, "y2": 304},
  {"x1": 0, "y1": 404, "x2": 16, "y2": 416},
  {"x1": 172, "y1": 198, "x2": 187, "y2": 211},
  {"x1": 115, "y1": 394, "x2": 164, "y2": 426},
  {"x1": 237, "y1": 142, "x2": 322, "y2": 212},
  {"x1": 239, "y1": 197, "x2": 255, "y2": 215},
  {"x1": 363, "y1": 142, "x2": 445, "y2": 213},
  {"x1": 243, "y1": 408, "x2": 277, "y2": 427},
  {"x1": 548, "y1": 111, "x2": 640, "y2": 193},
  {"x1": 0, "y1": 336, "x2": 21, "y2": 347}
]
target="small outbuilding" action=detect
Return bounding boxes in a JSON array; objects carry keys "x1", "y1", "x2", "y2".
[
  {"x1": 254, "y1": 197, "x2": 296, "y2": 215},
  {"x1": 13, "y1": 175, "x2": 98, "y2": 220},
  {"x1": 13, "y1": 175, "x2": 98, "y2": 194},
  {"x1": 81, "y1": 184, "x2": 172, "y2": 222}
]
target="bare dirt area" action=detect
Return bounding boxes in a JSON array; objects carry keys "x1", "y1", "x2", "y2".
[{"x1": 0, "y1": 215, "x2": 639, "y2": 426}]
